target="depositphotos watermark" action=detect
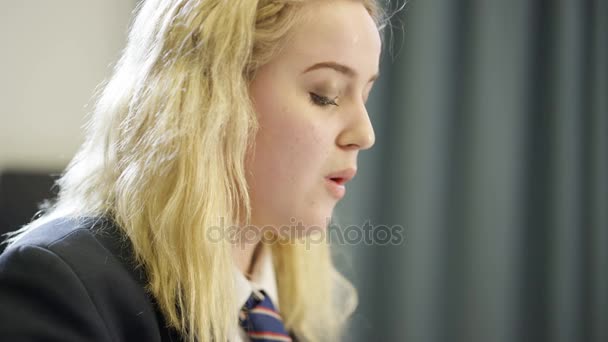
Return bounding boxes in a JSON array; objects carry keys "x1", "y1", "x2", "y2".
[{"x1": 207, "y1": 217, "x2": 405, "y2": 249}]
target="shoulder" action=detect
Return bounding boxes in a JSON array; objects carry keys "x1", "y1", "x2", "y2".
[
  {"x1": 0, "y1": 217, "x2": 175, "y2": 341},
  {"x1": 2, "y1": 217, "x2": 147, "y2": 304},
  {"x1": 5, "y1": 217, "x2": 142, "y2": 283}
]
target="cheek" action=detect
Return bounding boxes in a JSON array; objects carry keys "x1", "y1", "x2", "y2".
[
  {"x1": 247, "y1": 115, "x2": 331, "y2": 226},
  {"x1": 251, "y1": 107, "x2": 328, "y2": 188},
  {"x1": 246, "y1": 74, "x2": 336, "y2": 227}
]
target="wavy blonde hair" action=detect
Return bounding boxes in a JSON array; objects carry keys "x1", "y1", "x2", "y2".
[{"x1": 8, "y1": 0, "x2": 386, "y2": 341}]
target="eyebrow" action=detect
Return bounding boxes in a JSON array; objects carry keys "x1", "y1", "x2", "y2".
[{"x1": 303, "y1": 61, "x2": 379, "y2": 84}]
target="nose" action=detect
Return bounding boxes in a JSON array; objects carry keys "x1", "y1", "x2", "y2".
[{"x1": 336, "y1": 103, "x2": 376, "y2": 150}]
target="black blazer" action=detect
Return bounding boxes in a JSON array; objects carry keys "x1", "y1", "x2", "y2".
[{"x1": 0, "y1": 217, "x2": 189, "y2": 341}]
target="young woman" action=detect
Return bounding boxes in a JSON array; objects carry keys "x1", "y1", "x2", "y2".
[{"x1": 0, "y1": 0, "x2": 387, "y2": 341}]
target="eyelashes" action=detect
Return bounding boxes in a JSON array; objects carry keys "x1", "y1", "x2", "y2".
[{"x1": 309, "y1": 92, "x2": 339, "y2": 107}]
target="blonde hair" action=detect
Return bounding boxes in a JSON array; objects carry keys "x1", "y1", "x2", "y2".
[{"x1": 8, "y1": 0, "x2": 386, "y2": 341}]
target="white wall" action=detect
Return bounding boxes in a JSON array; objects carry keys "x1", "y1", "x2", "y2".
[{"x1": 0, "y1": 1, "x2": 135, "y2": 171}]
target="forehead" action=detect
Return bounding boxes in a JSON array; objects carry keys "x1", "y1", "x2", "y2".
[{"x1": 279, "y1": 1, "x2": 381, "y2": 74}]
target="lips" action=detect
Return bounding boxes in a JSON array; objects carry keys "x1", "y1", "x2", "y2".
[
  {"x1": 325, "y1": 167, "x2": 357, "y2": 184},
  {"x1": 328, "y1": 176, "x2": 347, "y2": 185},
  {"x1": 325, "y1": 167, "x2": 357, "y2": 199}
]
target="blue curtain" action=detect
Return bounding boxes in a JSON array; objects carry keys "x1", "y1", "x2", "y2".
[{"x1": 336, "y1": 0, "x2": 608, "y2": 341}]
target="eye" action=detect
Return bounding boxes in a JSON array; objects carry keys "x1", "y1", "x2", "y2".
[{"x1": 309, "y1": 92, "x2": 339, "y2": 107}]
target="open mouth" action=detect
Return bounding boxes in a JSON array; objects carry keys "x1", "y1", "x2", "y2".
[
  {"x1": 325, "y1": 177, "x2": 347, "y2": 199},
  {"x1": 329, "y1": 177, "x2": 346, "y2": 185}
]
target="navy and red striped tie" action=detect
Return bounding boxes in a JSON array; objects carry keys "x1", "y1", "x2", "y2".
[{"x1": 239, "y1": 290, "x2": 292, "y2": 342}]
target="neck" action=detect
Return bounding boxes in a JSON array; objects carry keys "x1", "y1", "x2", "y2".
[{"x1": 232, "y1": 238, "x2": 262, "y2": 277}]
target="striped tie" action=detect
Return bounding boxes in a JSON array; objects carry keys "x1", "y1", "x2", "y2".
[{"x1": 239, "y1": 289, "x2": 292, "y2": 342}]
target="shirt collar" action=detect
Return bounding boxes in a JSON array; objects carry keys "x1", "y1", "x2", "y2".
[{"x1": 233, "y1": 243, "x2": 280, "y2": 315}]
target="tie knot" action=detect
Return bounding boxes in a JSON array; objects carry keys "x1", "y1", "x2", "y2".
[{"x1": 239, "y1": 290, "x2": 292, "y2": 341}]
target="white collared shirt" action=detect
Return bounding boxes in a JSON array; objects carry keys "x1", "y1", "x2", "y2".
[{"x1": 231, "y1": 244, "x2": 280, "y2": 342}]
